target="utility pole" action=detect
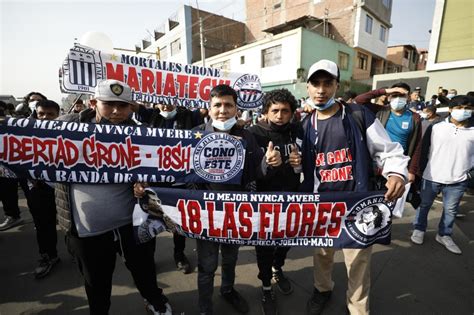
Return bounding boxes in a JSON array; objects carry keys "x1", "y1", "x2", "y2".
[
  {"x1": 199, "y1": 17, "x2": 206, "y2": 67},
  {"x1": 323, "y1": 8, "x2": 329, "y2": 37}
]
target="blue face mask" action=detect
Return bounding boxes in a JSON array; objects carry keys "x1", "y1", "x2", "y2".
[
  {"x1": 307, "y1": 96, "x2": 336, "y2": 111},
  {"x1": 211, "y1": 116, "x2": 237, "y2": 131},
  {"x1": 451, "y1": 109, "x2": 472, "y2": 122}
]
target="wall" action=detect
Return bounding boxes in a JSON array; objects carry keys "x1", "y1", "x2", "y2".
[
  {"x1": 300, "y1": 28, "x2": 354, "y2": 83},
  {"x1": 190, "y1": 7, "x2": 246, "y2": 64},
  {"x1": 373, "y1": 68, "x2": 474, "y2": 98},
  {"x1": 137, "y1": 6, "x2": 190, "y2": 64},
  {"x1": 245, "y1": 0, "x2": 356, "y2": 45},
  {"x1": 200, "y1": 27, "x2": 354, "y2": 99},
  {"x1": 202, "y1": 28, "x2": 303, "y2": 83}
]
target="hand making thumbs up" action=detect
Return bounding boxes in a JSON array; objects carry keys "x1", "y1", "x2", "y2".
[
  {"x1": 289, "y1": 144, "x2": 302, "y2": 168},
  {"x1": 265, "y1": 141, "x2": 282, "y2": 167}
]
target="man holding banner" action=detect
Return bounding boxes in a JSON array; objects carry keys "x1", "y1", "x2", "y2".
[
  {"x1": 248, "y1": 88, "x2": 302, "y2": 314},
  {"x1": 55, "y1": 80, "x2": 172, "y2": 315},
  {"x1": 192, "y1": 84, "x2": 280, "y2": 315},
  {"x1": 300, "y1": 60, "x2": 408, "y2": 315},
  {"x1": 135, "y1": 102, "x2": 203, "y2": 274}
]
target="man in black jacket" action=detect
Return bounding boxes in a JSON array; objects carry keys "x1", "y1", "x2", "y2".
[
  {"x1": 135, "y1": 102, "x2": 202, "y2": 274},
  {"x1": 248, "y1": 89, "x2": 302, "y2": 315},
  {"x1": 193, "y1": 84, "x2": 281, "y2": 315}
]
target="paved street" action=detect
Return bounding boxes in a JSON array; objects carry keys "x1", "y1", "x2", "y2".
[{"x1": 0, "y1": 191, "x2": 473, "y2": 315}]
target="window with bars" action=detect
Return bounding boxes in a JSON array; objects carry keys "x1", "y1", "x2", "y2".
[
  {"x1": 365, "y1": 15, "x2": 373, "y2": 34},
  {"x1": 170, "y1": 38, "x2": 181, "y2": 56},
  {"x1": 379, "y1": 25, "x2": 386, "y2": 42},
  {"x1": 211, "y1": 60, "x2": 231, "y2": 71},
  {"x1": 358, "y1": 52, "x2": 368, "y2": 70},
  {"x1": 338, "y1": 51, "x2": 350, "y2": 70},
  {"x1": 160, "y1": 46, "x2": 168, "y2": 60},
  {"x1": 262, "y1": 45, "x2": 282, "y2": 67}
]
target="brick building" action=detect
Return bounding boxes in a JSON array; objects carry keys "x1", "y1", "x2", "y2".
[
  {"x1": 386, "y1": 44, "x2": 419, "y2": 72},
  {"x1": 245, "y1": 0, "x2": 393, "y2": 83}
]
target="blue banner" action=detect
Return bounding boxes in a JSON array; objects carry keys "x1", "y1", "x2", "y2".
[
  {"x1": 0, "y1": 117, "x2": 245, "y2": 184},
  {"x1": 136, "y1": 187, "x2": 396, "y2": 248}
]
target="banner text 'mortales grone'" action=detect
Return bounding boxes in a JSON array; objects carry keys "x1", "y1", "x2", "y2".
[{"x1": 106, "y1": 63, "x2": 231, "y2": 101}]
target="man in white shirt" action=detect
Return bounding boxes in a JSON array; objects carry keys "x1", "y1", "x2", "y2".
[{"x1": 411, "y1": 95, "x2": 474, "y2": 254}]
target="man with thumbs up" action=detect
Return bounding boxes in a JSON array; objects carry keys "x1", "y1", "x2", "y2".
[
  {"x1": 249, "y1": 88, "x2": 302, "y2": 315},
  {"x1": 192, "y1": 84, "x2": 279, "y2": 315}
]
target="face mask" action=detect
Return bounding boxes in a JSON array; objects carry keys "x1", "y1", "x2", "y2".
[
  {"x1": 159, "y1": 108, "x2": 177, "y2": 120},
  {"x1": 307, "y1": 95, "x2": 336, "y2": 111},
  {"x1": 212, "y1": 116, "x2": 237, "y2": 131},
  {"x1": 28, "y1": 101, "x2": 38, "y2": 112},
  {"x1": 390, "y1": 97, "x2": 407, "y2": 111},
  {"x1": 450, "y1": 109, "x2": 472, "y2": 122},
  {"x1": 446, "y1": 94, "x2": 455, "y2": 100},
  {"x1": 419, "y1": 112, "x2": 428, "y2": 119},
  {"x1": 269, "y1": 121, "x2": 290, "y2": 132}
]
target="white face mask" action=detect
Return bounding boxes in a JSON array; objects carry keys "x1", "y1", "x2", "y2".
[
  {"x1": 390, "y1": 97, "x2": 407, "y2": 111},
  {"x1": 159, "y1": 108, "x2": 177, "y2": 120},
  {"x1": 211, "y1": 116, "x2": 237, "y2": 131},
  {"x1": 446, "y1": 93, "x2": 455, "y2": 100},
  {"x1": 419, "y1": 112, "x2": 428, "y2": 119},
  {"x1": 28, "y1": 101, "x2": 38, "y2": 112},
  {"x1": 451, "y1": 109, "x2": 472, "y2": 122}
]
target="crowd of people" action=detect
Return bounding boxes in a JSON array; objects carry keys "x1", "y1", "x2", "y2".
[{"x1": 0, "y1": 59, "x2": 473, "y2": 315}]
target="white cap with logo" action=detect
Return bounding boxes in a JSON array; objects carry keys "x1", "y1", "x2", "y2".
[
  {"x1": 94, "y1": 79, "x2": 133, "y2": 104},
  {"x1": 307, "y1": 59, "x2": 340, "y2": 82}
]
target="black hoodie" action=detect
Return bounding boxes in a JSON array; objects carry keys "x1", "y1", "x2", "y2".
[{"x1": 248, "y1": 120, "x2": 302, "y2": 192}]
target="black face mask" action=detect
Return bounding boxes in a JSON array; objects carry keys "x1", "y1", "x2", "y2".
[{"x1": 269, "y1": 121, "x2": 290, "y2": 132}]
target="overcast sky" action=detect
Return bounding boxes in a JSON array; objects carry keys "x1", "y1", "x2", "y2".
[{"x1": 0, "y1": 0, "x2": 435, "y2": 103}]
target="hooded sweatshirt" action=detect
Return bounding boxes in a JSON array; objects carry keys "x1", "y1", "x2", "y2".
[{"x1": 248, "y1": 120, "x2": 302, "y2": 192}]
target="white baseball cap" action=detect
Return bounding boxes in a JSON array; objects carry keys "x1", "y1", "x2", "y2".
[
  {"x1": 94, "y1": 79, "x2": 133, "y2": 104},
  {"x1": 307, "y1": 59, "x2": 340, "y2": 82}
]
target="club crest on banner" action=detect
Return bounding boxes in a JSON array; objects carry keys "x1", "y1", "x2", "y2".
[
  {"x1": 344, "y1": 196, "x2": 393, "y2": 245},
  {"x1": 192, "y1": 133, "x2": 244, "y2": 183},
  {"x1": 233, "y1": 74, "x2": 264, "y2": 110},
  {"x1": 62, "y1": 45, "x2": 104, "y2": 93}
]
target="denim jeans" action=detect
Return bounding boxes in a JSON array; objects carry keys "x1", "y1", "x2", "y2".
[
  {"x1": 414, "y1": 179, "x2": 468, "y2": 236},
  {"x1": 196, "y1": 239, "x2": 240, "y2": 314}
]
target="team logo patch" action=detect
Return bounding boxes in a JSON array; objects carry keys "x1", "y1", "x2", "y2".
[
  {"x1": 344, "y1": 196, "x2": 394, "y2": 245},
  {"x1": 232, "y1": 74, "x2": 264, "y2": 110},
  {"x1": 193, "y1": 133, "x2": 245, "y2": 182},
  {"x1": 110, "y1": 84, "x2": 124, "y2": 96}
]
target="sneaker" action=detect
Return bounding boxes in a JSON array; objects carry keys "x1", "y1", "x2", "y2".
[
  {"x1": 435, "y1": 234, "x2": 462, "y2": 255},
  {"x1": 34, "y1": 254, "x2": 60, "y2": 279},
  {"x1": 0, "y1": 216, "x2": 23, "y2": 231},
  {"x1": 272, "y1": 267, "x2": 293, "y2": 295},
  {"x1": 261, "y1": 289, "x2": 277, "y2": 315},
  {"x1": 307, "y1": 287, "x2": 331, "y2": 315},
  {"x1": 174, "y1": 252, "x2": 192, "y2": 274},
  {"x1": 145, "y1": 301, "x2": 172, "y2": 315},
  {"x1": 410, "y1": 229, "x2": 425, "y2": 245},
  {"x1": 221, "y1": 287, "x2": 249, "y2": 314}
]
